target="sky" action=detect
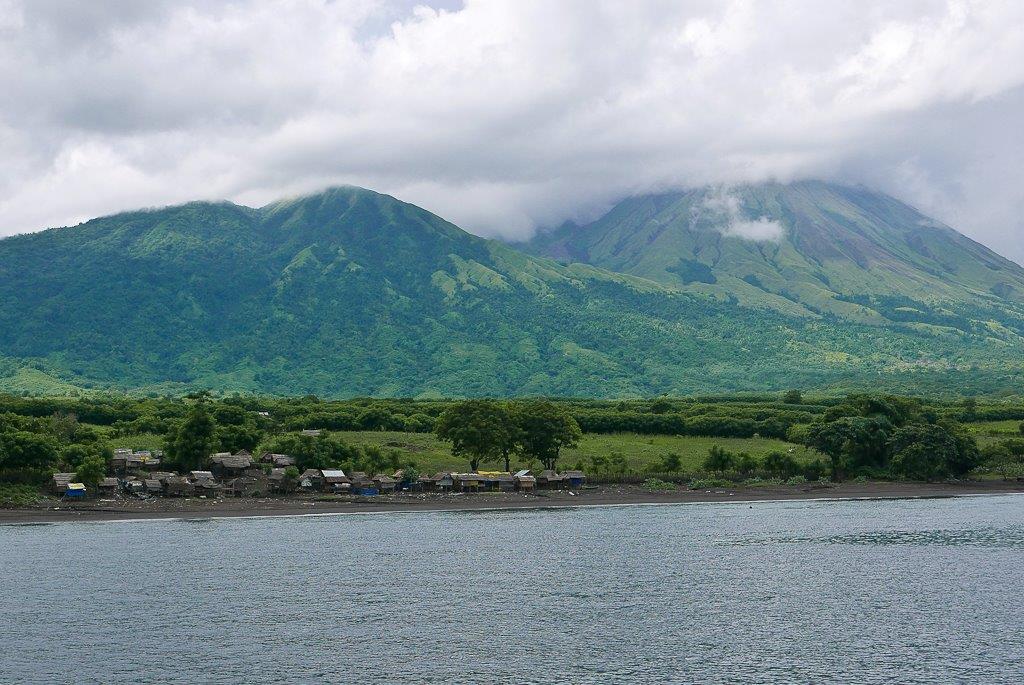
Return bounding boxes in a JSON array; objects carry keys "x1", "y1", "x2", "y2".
[{"x1": 2, "y1": 0, "x2": 1024, "y2": 261}]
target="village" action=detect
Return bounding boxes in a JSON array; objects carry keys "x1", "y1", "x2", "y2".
[{"x1": 50, "y1": 448, "x2": 588, "y2": 501}]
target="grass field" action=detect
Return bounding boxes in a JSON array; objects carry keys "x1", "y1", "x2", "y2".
[
  {"x1": 340, "y1": 431, "x2": 820, "y2": 474},
  {"x1": 966, "y1": 420, "x2": 1023, "y2": 447}
]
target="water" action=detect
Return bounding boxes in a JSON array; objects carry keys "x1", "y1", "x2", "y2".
[{"x1": 2, "y1": 496, "x2": 1023, "y2": 684}]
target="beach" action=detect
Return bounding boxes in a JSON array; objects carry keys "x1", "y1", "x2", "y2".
[{"x1": 4, "y1": 480, "x2": 1023, "y2": 524}]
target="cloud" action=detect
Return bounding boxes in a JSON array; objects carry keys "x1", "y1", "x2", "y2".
[
  {"x1": 1, "y1": 0, "x2": 1024, "y2": 262},
  {"x1": 700, "y1": 189, "x2": 784, "y2": 242}
]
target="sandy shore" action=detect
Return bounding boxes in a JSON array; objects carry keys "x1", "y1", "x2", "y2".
[{"x1": 3, "y1": 480, "x2": 1024, "y2": 524}]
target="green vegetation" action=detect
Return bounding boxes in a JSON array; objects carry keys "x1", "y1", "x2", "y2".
[
  {"x1": 2, "y1": 185, "x2": 1024, "y2": 397},
  {"x1": 2, "y1": 391, "x2": 1024, "y2": 498}
]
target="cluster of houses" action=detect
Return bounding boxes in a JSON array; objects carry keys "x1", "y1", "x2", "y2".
[{"x1": 51, "y1": 448, "x2": 587, "y2": 500}]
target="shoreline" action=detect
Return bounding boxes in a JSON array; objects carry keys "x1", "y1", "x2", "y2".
[{"x1": 3, "y1": 480, "x2": 1024, "y2": 525}]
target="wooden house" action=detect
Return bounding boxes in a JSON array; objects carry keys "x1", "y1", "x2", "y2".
[
  {"x1": 259, "y1": 452, "x2": 295, "y2": 468},
  {"x1": 226, "y1": 475, "x2": 269, "y2": 498},
  {"x1": 514, "y1": 469, "x2": 536, "y2": 492},
  {"x1": 496, "y1": 474, "x2": 516, "y2": 492},
  {"x1": 99, "y1": 477, "x2": 120, "y2": 495},
  {"x1": 210, "y1": 452, "x2": 254, "y2": 479},
  {"x1": 51, "y1": 472, "x2": 75, "y2": 494},
  {"x1": 165, "y1": 476, "x2": 195, "y2": 497},
  {"x1": 298, "y1": 469, "x2": 324, "y2": 491},
  {"x1": 454, "y1": 473, "x2": 482, "y2": 492},
  {"x1": 562, "y1": 470, "x2": 586, "y2": 488},
  {"x1": 373, "y1": 474, "x2": 397, "y2": 493},
  {"x1": 537, "y1": 470, "x2": 564, "y2": 489},
  {"x1": 143, "y1": 479, "x2": 163, "y2": 495}
]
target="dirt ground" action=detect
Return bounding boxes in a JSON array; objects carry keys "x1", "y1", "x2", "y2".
[{"x1": 3, "y1": 480, "x2": 1024, "y2": 524}]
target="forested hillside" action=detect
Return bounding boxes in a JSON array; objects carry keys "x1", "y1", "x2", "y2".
[{"x1": 1, "y1": 185, "x2": 1023, "y2": 397}]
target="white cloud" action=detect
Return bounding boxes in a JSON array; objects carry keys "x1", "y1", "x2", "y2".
[
  {"x1": 700, "y1": 189, "x2": 784, "y2": 242},
  {"x1": 0, "y1": 0, "x2": 1023, "y2": 262}
]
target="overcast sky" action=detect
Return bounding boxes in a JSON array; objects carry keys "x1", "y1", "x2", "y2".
[{"x1": 2, "y1": 0, "x2": 1024, "y2": 261}]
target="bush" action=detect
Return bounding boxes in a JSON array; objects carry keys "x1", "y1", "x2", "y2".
[
  {"x1": 703, "y1": 445, "x2": 736, "y2": 473},
  {"x1": 0, "y1": 484, "x2": 44, "y2": 507},
  {"x1": 762, "y1": 451, "x2": 799, "y2": 478},
  {"x1": 785, "y1": 475, "x2": 808, "y2": 486},
  {"x1": 641, "y1": 477, "x2": 676, "y2": 491}
]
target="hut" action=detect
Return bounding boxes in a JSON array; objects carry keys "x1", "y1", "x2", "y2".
[
  {"x1": 165, "y1": 476, "x2": 196, "y2": 497},
  {"x1": 373, "y1": 474, "x2": 397, "y2": 494},
  {"x1": 514, "y1": 469, "x2": 537, "y2": 492},
  {"x1": 298, "y1": 469, "x2": 324, "y2": 491},
  {"x1": 562, "y1": 470, "x2": 586, "y2": 488},
  {"x1": 417, "y1": 473, "x2": 437, "y2": 491},
  {"x1": 454, "y1": 473, "x2": 482, "y2": 492},
  {"x1": 211, "y1": 452, "x2": 254, "y2": 479},
  {"x1": 51, "y1": 472, "x2": 75, "y2": 494},
  {"x1": 99, "y1": 477, "x2": 120, "y2": 495},
  {"x1": 189, "y1": 470, "x2": 215, "y2": 482},
  {"x1": 537, "y1": 470, "x2": 564, "y2": 489},
  {"x1": 226, "y1": 475, "x2": 269, "y2": 498},
  {"x1": 144, "y1": 479, "x2": 164, "y2": 495},
  {"x1": 259, "y1": 452, "x2": 295, "y2": 468},
  {"x1": 268, "y1": 468, "x2": 297, "y2": 493},
  {"x1": 194, "y1": 480, "x2": 222, "y2": 497},
  {"x1": 111, "y1": 448, "x2": 133, "y2": 473},
  {"x1": 63, "y1": 483, "x2": 87, "y2": 499},
  {"x1": 350, "y1": 473, "x2": 378, "y2": 496},
  {"x1": 496, "y1": 474, "x2": 516, "y2": 492},
  {"x1": 321, "y1": 469, "x2": 350, "y2": 492},
  {"x1": 434, "y1": 472, "x2": 455, "y2": 492}
]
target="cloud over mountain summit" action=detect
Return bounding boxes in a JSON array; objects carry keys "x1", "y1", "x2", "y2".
[{"x1": 2, "y1": 0, "x2": 1024, "y2": 260}]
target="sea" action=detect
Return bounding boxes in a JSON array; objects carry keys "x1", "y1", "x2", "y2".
[{"x1": 2, "y1": 495, "x2": 1023, "y2": 684}]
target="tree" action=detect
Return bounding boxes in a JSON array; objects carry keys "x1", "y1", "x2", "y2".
[
  {"x1": 703, "y1": 445, "x2": 736, "y2": 473},
  {"x1": 762, "y1": 451, "x2": 799, "y2": 478},
  {"x1": 805, "y1": 417, "x2": 892, "y2": 481},
  {"x1": 512, "y1": 400, "x2": 581, "y2": 471},
  {"x1": 436, "y1": 400, "x2": 519, "y2": 472},
  {"x1": 650, "y1": 398, "x2": 672, "y2": 414},
  {"x1": 165, "y1": 404, "x2": 218, "y2": 471},
  {"x1": 0, "y1": 431, "x2": 59, "y2": 471},
  {"x1": 657, "y1": 452, "x2": 682, "y2": 472},
  {"x1": 262, "y1": 432, "x2": 361, "y2": 472},
  {"x1": 887, "y1": 424, "x2": 961, "y2": 481},
  {"x1": 783, "y1": 390, "x2": 803, "y2": 405},
  {"x1": 74, "y1": 454, "x2": 107, "y2": 490}
]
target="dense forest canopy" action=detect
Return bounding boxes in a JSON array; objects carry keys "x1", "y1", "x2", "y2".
[{"x1": 1, "y1": 184, "x2": 1023, "y2": 397}]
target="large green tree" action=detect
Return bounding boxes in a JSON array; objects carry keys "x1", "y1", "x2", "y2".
[
  {"x1": 435, "y1": 400, "x2": 518, "y2": 472},
  {"x1": 166, "y1": 403, "x2": 218, "y2": 471},
  {"x1": 513, "y1": 400, "x2": 581, "y2": 471},
  {"x1": 805, "y1": 416, "x2": 892, "y2": 481}
]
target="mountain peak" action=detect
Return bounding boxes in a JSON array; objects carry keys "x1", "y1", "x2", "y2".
[{"x1": 526, "y1": 180, "x2": 1024, "y2": 319}]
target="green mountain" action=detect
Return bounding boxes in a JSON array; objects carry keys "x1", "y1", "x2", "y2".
[
  {"x1": 526, "y1": 181, "x2": 1024, "y2": 325},
  {"x1": 1, "y1": 184, "x2": 1023, "y2": 397}
]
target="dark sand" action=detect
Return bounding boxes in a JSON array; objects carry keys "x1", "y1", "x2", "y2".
[{"x1": 3, "y1": 480, "x2": 1024, "y2": 524}]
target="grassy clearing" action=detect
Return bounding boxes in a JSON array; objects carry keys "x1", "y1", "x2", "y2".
[
  {"x1": 0, "y1": 484, "x2": 46, "y2": 507},
  {"x1": 340, "y1": 430, "x2": 819, "y2": 473},
  {"x1": 966, "y1": 420, "x2": 1023, "y2": 446}
]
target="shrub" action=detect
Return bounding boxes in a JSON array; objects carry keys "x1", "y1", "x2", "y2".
[
  {"x1": 762, "y1": 451, "x2": 799, "y2": 478},
  {"x1": 703, "y1": 445, "x2": 736, "y2": 473},
  {"x1": 785, "y1": 475, "x2": 808, "y2": 486},
  {"x1": 642, "y1": 478, "x2": 676, "y2": 491}
]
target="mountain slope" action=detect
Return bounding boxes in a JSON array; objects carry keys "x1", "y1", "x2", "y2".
[
  {"x1": 1, "y1": 185, "x2": 1023, "y2": 397},
  {"x1": 526, "y1": 181, "x2": 1024, "y2": 327}
]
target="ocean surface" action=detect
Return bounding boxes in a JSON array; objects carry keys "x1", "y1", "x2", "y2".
[{"x1": 2, "y1": 495, "x2": 1023, "y2": 684}]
